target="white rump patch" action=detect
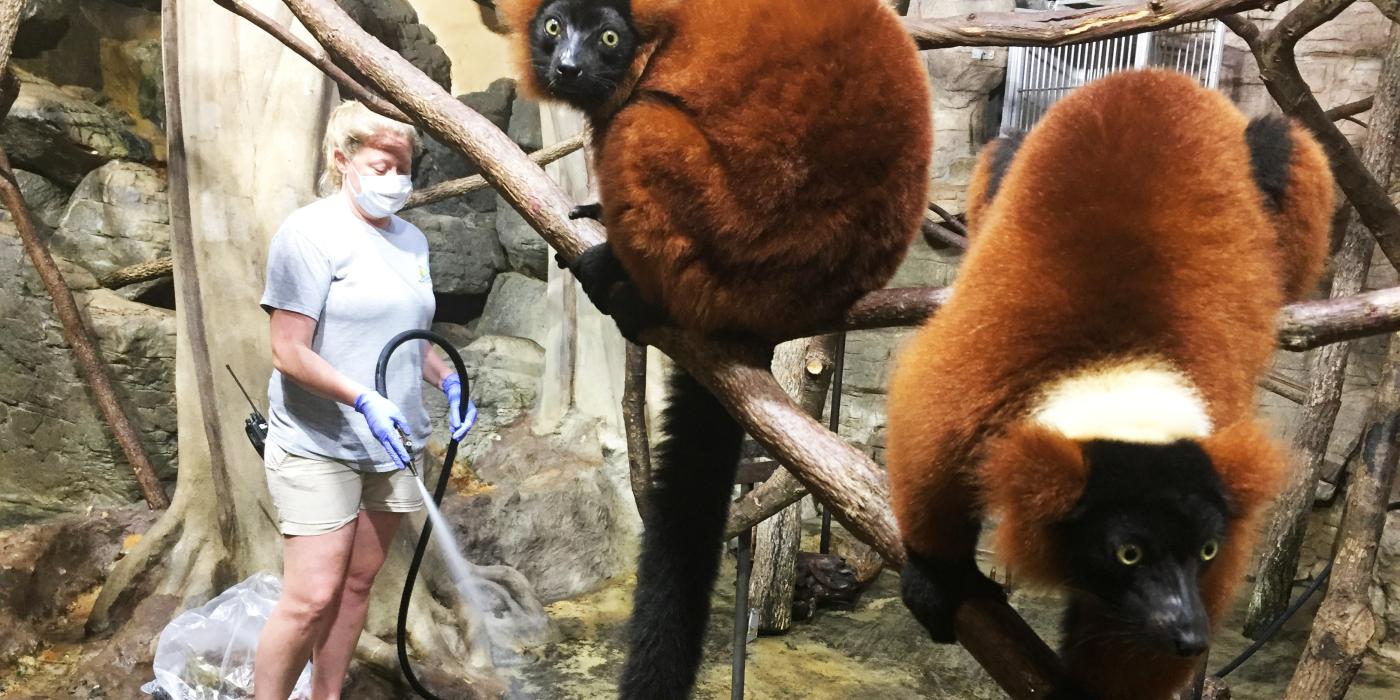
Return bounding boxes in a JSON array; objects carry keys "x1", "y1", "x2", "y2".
[{"x1": 1030, "y1": 359, "x2": 1212, "y2": 444}]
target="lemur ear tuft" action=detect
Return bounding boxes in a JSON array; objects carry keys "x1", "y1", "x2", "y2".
[
  {"x1": 1245, "y1": 115, "x2": 1293, "y2": 213},
  {"x1": 981, "y1": 421, "x2": 1088, "y2": 524},
  {"x1": 981, "y1": 422, "x2": 1087, "y2": 585},
  {"x1": 964, "y1": 133, "x2": 1024, "y2": 233},
  {"x1": 1202, "y1": 419, "x2": 1286, "y2": 518}
]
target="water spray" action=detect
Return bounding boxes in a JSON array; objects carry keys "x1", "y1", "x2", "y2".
[{"x1": 375, "y1": 329, "x2": 471, "y2": 700}]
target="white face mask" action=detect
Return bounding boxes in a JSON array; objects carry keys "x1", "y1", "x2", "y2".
[{"x1": 347, "y1": 168, "x2": 413, "y2": 219}]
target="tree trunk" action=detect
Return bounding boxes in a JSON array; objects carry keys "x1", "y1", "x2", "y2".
[
  {"x1": 82, "y1": 2, "x2": 520, "y2": 694},
  {"x1": 1244, "y1": 21, "x2": 1400, "y2": 636},
  {"x1": 747, "y1": 336, "x2": 838, "y2": 634},
  {"x1": 1283, "y1": 333, "x2": 1400, "y2": 699}
]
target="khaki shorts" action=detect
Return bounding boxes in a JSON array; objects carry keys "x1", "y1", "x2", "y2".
[{"x1": 264, "y1": 440, "x2": 424, "y2": 536}]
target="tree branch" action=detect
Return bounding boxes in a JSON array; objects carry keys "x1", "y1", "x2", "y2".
[
  {"x1": 1326, "y1": 96, "x2": 1373, "y2": 121},
  {"x1": 404, "y1": 135, "x2": 585, "y2": 211},
  {"x1": 905, "y1": 0, "x2": 1275, "y2": 49},
  {"x1": 100, "y1": 257, "x2": 174, "y2": 290},
  {"x1": 1227, "y1": 0, "x2": 1400, "y2": 270},
  {"x1": 211, "y1": 0, "x2": 408, "y2": 122}
]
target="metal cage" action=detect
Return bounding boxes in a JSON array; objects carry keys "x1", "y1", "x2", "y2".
[{"x1": 999, "y1": 10, "x2": 1227, "y2": 134}]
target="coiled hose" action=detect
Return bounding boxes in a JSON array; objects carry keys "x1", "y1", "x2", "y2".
[{"x1": 375, "y1": 329, "x2": 467, "y2": 700}]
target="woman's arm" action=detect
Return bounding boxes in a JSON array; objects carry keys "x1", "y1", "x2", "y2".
[
  {"x1": 269, "y1": 309, "x2": 366, "y2": 405},
  {"x1": 422, "y1": 342, "x2": 455, "y2": 389}
]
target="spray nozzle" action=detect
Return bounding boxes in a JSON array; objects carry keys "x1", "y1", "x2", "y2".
[{"x1": 394, "y1": 424, "x2": 418, "y2": 477}]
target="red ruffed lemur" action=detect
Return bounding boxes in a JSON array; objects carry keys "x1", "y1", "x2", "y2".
[
  {"x1": 499, "y1": 0, "x2": 933, "y2": 697},
  {"x1": 886, "y1": 69, "x2": 1334, "y2": 700}
]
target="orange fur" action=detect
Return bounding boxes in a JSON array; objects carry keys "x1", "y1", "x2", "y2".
[
  {"x1": 501, "y1": 0, "x2": 933, "y2": 341},
  {"x1": 886, "y1": 70, "x2": 1333, "y2": 699}
]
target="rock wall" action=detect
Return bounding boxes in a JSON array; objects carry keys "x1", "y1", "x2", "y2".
[{"x1": 1, "y1": 4, "x2": 177, "y2": 521}]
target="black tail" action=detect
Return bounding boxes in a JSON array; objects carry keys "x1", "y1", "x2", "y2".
[{"x1": 619, "y1": 367, "x2": 745, "y2": 699}]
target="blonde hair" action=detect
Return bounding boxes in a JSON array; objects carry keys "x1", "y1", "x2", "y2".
[{"x1": 319, "y1": 100, "x2": 418, "y2": 194}]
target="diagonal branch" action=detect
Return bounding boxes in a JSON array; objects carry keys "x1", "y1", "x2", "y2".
[
  {"x1": 905, "y1": 0, "x2": 1275, "y2": 49},
  {"x1": 1226, "y1": 0, "x2": 1400, "y2": 270},
  {"x1": 211, "y1": 0, "x2": 407, "y2": 122}
]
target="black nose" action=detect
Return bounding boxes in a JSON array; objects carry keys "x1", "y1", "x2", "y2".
[
  {"x1": 1172, "y1": 627, "x2": 1209, "y2": 657},
  {"x1": 555, "y1": 62, "x2": 580, "y2": 80}
]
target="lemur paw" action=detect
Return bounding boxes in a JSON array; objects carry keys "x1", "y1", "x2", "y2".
[
  {"x1": 570, "y1": 243, "x2": 626, "y2": 315},
  {"x1": 608, "y1": 283, "x2": 665, "y2": 343},
  {"x1": 900, "y1": 551, "x2": 1005, "y2": 644},
  {"x1": 568, "y1": 202, "x2": 604, "y2": 221}
]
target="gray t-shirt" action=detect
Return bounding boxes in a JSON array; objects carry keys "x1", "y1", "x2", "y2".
[{"x1": 260, "y1": 195, "x2": 435, "y2": 472}]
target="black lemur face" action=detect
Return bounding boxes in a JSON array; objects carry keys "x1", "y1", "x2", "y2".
[
  {"x1": 1056, "y1": 440, "x2": 1231, "y2": 657},
  {"x1": 529, "y1": 0, "x2": 639, "y2": 108}
]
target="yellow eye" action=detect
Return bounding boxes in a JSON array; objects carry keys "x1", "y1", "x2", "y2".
[
  {"x1": 1116, "y1": 544, "x2": 1143, "y2": 566},
  {"x1": 601, "y1": 30, "x2": 619, "y2": 47},
  {"x1": 1200, "y1": 539, "x2": 1219, "y2": 561},
  {"x1": 544, "y1": 18, "x2": 561, "y2": 36}
]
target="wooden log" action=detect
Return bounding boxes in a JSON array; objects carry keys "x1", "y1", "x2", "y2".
[
  {"x1": 905, "y1": 0, "x2": 1273, "y2": 49},
  {"x1": 100, "y1": 257, "x2": 175, "y2": 290},
  {"x1": 748, "y1": 336, "x2": 839, "y2": 634}
]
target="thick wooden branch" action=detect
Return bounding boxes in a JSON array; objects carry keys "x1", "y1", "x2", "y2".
[
  {"x1": 802, "y1": 285, "x2": 1400, "y2": 349},
  {"x1": 403, "y1": 135, "x2": 584, "y2": 211},
  {"x1": 1276, "y1": 286, "x2": 1400, "y2": 349},
  {"x1": 1227, "y1": 0, "x2": 1400, "y2": 270},
  {"x1": 100, "y1": 257, "x2": 174, "y2": 290},
  {"x1": 905, "y1": 0, "x2": 1274, "y2": 49},
  {"x1": 211, "y1": 0, "x2": 408, "y2": 122},
  {"x1": 0, "y1": 146, "x2": 169, "y2": 509},
  {"x1": 1283, "y1": 335, "x2": 1400, "y2": 699}
]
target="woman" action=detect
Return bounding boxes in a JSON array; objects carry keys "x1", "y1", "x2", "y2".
[{"x1": 254, "y1": 100, "x2": 473, "y2": 699}]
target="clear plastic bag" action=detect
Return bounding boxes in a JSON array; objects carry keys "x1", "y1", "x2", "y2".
[{"x1": 141, "y1": 572, "x2": 312, "y2": 699}]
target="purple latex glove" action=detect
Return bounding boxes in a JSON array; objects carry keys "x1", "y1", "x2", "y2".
[{"x1": 354, "y1": 391, "x2": 411, "y2": 469}]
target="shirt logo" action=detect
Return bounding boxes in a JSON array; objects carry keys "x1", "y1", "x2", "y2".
[{"x1": 417, "y1": 265, "x2": 430, "y2": 284}]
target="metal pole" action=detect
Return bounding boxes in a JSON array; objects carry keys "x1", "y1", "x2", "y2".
[
  {"x1": 732, "y1": 485, "x2": 754, "y2": 700},
  {"x1": 819, "y1": 331, "x2": 848, "y2": 554}
]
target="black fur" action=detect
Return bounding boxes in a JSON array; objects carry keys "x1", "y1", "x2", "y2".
[
  {"x1": 1245, "y1": 116, "x2": 1293, "y2": 212},
  {"x1": 527, "y1": 0, "x2": 639, "y2": 109},
  {"x1": 620, "y1": 369, "x2": 745, "y2": 699},
  {"x1": 562, "y1": 241, "x2": 665, "y2": 342},
  {"x1": 568, "y1": 242, "x2": 627, "y2": 314},
  {"x1": 1056, "y1": 440, "x2": 1230, "y2": 657},
  {"x1": 984, "y1": 131, "x2": 1025, "y2": 203},
  {"x1": 900, "y1": 549, "x2": 1006, "y2": 644}
]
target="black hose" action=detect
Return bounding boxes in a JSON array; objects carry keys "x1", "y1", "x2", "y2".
[
  {"x1": 1212, "y1": 500, "x2": 1400, "y2": 680},
  {"x1": 376, "y1": 329, "x2": 469, "y2": 700}
]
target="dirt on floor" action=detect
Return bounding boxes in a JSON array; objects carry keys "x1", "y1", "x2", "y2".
[{"x1": 4, "y1": 523, "x2": 1400, "y2": 699}]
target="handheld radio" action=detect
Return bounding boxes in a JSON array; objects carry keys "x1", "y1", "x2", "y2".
[{"x1": 226, "y1": 364, "x2": 269, "y2": 458}]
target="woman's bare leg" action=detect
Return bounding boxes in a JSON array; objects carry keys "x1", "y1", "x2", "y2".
[
  {"x1": 310, "y1": 510, "x2": 403, "y2": 698},
  {"x1": 254, "y1": 522, "x2": 358, "y2": 699}
]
